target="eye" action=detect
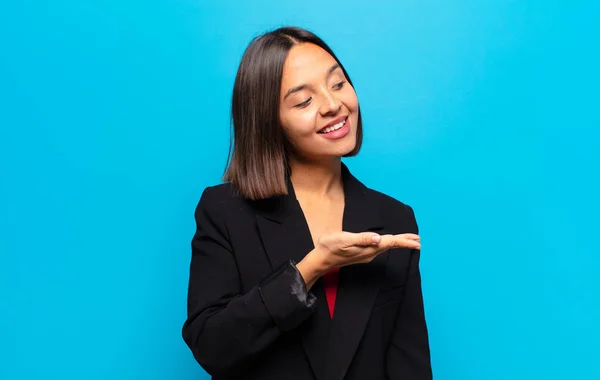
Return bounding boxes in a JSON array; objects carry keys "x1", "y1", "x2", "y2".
[
  {"x1": 295, "y1": 97, "x2": 312, "y2": 108},
  {"x1": 333, "y1": 80, "x2": 346, "y2": 90}
]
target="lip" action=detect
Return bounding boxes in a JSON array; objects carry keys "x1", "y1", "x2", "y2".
[{"x1": 317, "y1": 116, "x2": 350, "y2": 140}]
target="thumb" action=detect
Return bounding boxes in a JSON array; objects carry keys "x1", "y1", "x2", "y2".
[{"x1": 351, "y1": 232, "x2": 381, "y2": 247}]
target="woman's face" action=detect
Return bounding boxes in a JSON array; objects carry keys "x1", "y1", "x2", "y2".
[{"x1": 279, "y1": 43, "x2": 359, "y2": 161}]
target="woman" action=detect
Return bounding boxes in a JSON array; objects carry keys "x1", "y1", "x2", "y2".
[{"x1": 182, "y1": 26, "x2": 432, "y2": 380}]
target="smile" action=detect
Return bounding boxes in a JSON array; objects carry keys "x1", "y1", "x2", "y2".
[
  {"x1": 317, "y1": 117, "x2": 351, "y2": 140},
  {"x1": 318, "y1": 117, "x2": 347, "y2": 134}
]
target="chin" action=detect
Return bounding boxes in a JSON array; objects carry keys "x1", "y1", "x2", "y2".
[{"x1": 334, "y1": 139, "x2": 357, "y2": 157}]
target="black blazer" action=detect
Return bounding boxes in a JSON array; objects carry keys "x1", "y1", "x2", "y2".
[{"x1": 182, "y1": 163, "x2": 432, "y2": 380}]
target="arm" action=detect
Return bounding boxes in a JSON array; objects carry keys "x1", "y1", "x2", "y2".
[
  {"x1": 182, "y1": 187, "x2": 317, "y2": 377},
  {"x1": 386, "y1": 206, "x2": 433, "y2": 379}
]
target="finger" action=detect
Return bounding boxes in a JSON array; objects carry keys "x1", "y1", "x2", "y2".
[
  {"x1": 395, "y1": 233, "x2": 420, "y2": 241},
  {"x1": 381, "y1": 235, "x2": 421, "y2": 249}
]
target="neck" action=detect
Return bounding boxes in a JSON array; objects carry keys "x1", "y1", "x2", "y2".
[{"x1": 289, "y1": 157, "x2": 343, "y2": 199}]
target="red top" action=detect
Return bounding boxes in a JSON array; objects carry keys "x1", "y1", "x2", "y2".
[{"x1": 322, "y1": 267, "x2": 340, "y2": 318}]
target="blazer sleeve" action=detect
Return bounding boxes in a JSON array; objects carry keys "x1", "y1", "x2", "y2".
[
  {"x1": 182, "y1": 186, "x2": 318, "y2": 377},
  {"x1": 386, "y1": 205, "x2": 433, "y2": 380}
]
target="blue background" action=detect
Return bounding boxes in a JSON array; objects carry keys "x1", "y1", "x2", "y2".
[{"x1": 1, "y1": 1, "x2": 598, "y2": 379}]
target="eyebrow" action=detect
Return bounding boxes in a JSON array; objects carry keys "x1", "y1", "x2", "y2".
[{"x1": 283, "y1": 63, "x2": 341, "y2": 100}]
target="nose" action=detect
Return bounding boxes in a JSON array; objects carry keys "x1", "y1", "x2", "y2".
[{"x1": 318, "y1": 88, "x2": 342, "y2": 116}]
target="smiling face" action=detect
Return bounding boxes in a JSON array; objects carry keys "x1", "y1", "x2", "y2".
[{"x1": 279, "y1": 43, "x2": 359, "y2": 162}]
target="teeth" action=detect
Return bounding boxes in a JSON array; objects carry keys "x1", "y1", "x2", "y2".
[{"x1": 320, "y1": 119, "x2": 346, "y2": 134}]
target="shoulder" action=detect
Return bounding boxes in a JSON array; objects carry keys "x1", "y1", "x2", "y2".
[
  {"x1": 363, "y1": 187, "x2": 418, "y2": 233},
  {"x1": 194, "y1": 182, "x2": 247, "y2": 219},
  {"x1": 193, "y1": 182, "x2": 258, "y2": 241},
  {"x1": 198, "y1": 182, "x2": 240, "y2": 204}
]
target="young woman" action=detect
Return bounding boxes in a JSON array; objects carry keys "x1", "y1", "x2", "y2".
[{"x1": 183, "y1": 26, "x2": 432, "y2": 380}]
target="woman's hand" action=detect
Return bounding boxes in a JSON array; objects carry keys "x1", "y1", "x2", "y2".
[{"x1": 296, "y1": 232, "x2": 421, "y2": 290}]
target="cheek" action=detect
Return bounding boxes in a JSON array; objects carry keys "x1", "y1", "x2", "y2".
[
  {"x1": 343, "y1": 88, "x2": 359, "y2": 113},
  {"x1": 281, "y1": 111, "x2": 317, "y2": 138},
  {"x1": 341, "y1": 90, "x2": 359, "y2": 131}
]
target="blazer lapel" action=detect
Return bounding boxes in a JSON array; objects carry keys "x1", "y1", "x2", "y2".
[
  {"x1": 253, "y1": 163, "x2": 385, "y2": 380},
  {"x1": 324, "y1": 164, "x2": 386, "y2": 380},
  {"x1": 254, "y1": 178, "x2": 331, "y2": 380}
]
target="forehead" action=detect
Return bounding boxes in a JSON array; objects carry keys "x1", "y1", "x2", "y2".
[{"x1": 281, "y1": 43, "x2": 337, "y2": 83}]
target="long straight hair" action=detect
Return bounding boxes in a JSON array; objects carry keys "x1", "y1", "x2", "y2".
[{"x1": 223, "y1": 26, "x2": 363, "y2": 200}]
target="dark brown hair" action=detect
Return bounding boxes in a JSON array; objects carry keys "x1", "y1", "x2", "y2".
[{"x1": 223, "y1": 26, "x2": 363, "y2": 200}]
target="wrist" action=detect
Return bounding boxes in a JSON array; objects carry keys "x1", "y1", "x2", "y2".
[
  {"x1": 296, "y1": 248, "x2": 330, "y2": 290},
  {"x1": 307, "y1": 246, "x2": 331, "y2": 276}
]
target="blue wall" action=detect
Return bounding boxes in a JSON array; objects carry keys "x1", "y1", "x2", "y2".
[{"x1": 1, "y1": 1, "x2": 598, "y2": 379}]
